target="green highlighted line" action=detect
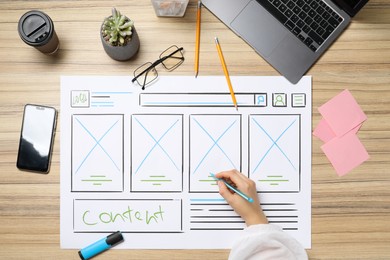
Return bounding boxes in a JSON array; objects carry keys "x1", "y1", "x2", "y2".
[
  {"x1": 199, "y1": 179, "x2": 216, "y2": 182},
  {"x1": 141, "y1": 179, "x2": 172, "y2": 182},
  {"x1": 259, "y1": 179, "x2": 289, "y2": 182},
  {"x1": 82, "y1": 179, "x2": 112, "y2": 182}
]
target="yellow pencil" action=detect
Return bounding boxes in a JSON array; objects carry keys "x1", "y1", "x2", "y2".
[
  {"x1": 215, "y1": 37, "x2": 238, "y2": 111},
  {"x1": 194, "y1": 1, "x2": 201, "y2": 77}
]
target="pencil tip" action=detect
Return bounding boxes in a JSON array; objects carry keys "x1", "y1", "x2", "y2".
[{"x1": 195, "y1": 72, "x2": 198, "y2": 78}]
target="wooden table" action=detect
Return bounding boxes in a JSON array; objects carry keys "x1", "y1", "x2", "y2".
[{"x1": 1, "y1": 0, "x2": 389, "y2": 259}]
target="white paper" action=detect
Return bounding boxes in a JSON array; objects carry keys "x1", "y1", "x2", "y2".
[{"x1": 60, "y1": 76, "x2": 311, "y2": 249}]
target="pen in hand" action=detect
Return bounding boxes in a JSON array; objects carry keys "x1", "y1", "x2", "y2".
[{"x1": 210, "y1": 173, "x2": 254, "y2": 203}]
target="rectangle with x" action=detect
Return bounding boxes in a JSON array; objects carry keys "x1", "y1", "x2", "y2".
[
  {"x1": 72, "y1": 114, "x2": 123, "y2": 192},
  {"x1": 189, "y1": 114, "x2": 241, "y2": 192},
  {"x1": 249, "y1": 114, "x2": 300, "y2": 192},
  {"x1": 131, "y1": 114, "x2": 183, "y2": 192}
]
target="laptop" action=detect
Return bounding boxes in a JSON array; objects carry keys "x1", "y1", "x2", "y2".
[{"x1": 201, "y1": 0, "x2": 368, "y2": 84}]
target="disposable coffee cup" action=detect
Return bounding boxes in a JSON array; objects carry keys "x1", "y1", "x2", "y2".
[{"x1": 18, "y1": 10, "x2": 60, "y2": 55}]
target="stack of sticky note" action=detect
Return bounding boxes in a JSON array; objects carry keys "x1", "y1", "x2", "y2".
[{"x1": 313, "y1": 89, "x2": 369, "y2": 176}]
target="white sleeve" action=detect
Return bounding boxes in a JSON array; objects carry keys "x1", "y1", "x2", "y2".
[{"x1": 229, "y1": 224, "x2": 308, "y2": 260}]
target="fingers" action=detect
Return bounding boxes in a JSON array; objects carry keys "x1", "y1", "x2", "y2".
[
  {"x1": 216, "y1": 169, "x2": 259, "y2": 202},
  {"x1": 215, "y1": 169, "x2": 250, "y2": 190},
  {"x1": 215, "y1": 169, "x2": 243, "y2": 183},
  {"x1": 217, "y1": 180, "x2": 234, "y2": 202}
]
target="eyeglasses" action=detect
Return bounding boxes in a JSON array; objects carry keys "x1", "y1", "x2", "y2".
[{"x1": 132, "y1": 45, "x2": 185, "y2": 90}]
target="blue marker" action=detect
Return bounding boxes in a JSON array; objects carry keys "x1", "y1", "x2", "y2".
[
  {"x1": 210, "y1": 173, "x2": 254, "y2": 203},
  {"x1": 78, "y1": 231, "x2": 124, "y2": 260}
]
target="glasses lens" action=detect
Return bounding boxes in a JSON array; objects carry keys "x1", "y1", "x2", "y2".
[
  {"x1": 134, "y1": 62, "x2": 158, "y2": 89},
  {"x1": 160, "y1": 45, "x2": 184, "y2": 71}
]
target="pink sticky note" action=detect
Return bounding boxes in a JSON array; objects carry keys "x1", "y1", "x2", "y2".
[
  {"x1": 313, "y1": 118, "x2": 337, "y2": 142},
  {"x1": 321, "y1": 132, "x2": 369, "y2": 176},
  {"x1": 313, "y1": 118, "x2": 362, "y2": 143},
  {"x1": 318, "y1": 89, "x2": 367, "y2": 137}
]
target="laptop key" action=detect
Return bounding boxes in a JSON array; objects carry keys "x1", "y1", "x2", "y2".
[
  {"x1": 285, "y1": 9, "x2": 293, "y2": 17},
  {"x1": 286, "y1": 20, "x2": 295, "y2": 30},
  {"x1": 302, "y1": 4, "x2": 310, "y2": 12},
  {"x1": 309, "y1": 45, "x2": 317, "y2": 51},
  {"x1": 296, "y1": 0, "x2": 305, "y2": 6},
  {"x1": 310, "y1": 21, "x2": 319, "y2": 30},
  {"x1": 316, "y1": 27, "x2": 325, "y2": 37},
  {"x1": 308, "y1": 9, "x2": 316, "y2": 17},
  {"x1": 328, "y1": 16, "x2": 340, "y2": 28},
  {"x1": 310, "y1": 1, "x2": 318, "y2": 9},
  {"x1": 293, "y1": 27, "x2": 302, "y2": 35},
  {"x1": 287, "y1": 1, "x2": 295, "y2": 9},
  {"x1": 293, "y1": 6, "x2": 301, "y2": 14},
  {"x1": 304, "y1": 37, "x2": 313, "y2": 46},
  {"x1": 322, "y1": 11, "x2": 331, "y2": 19},
  {"x1": 316, "y1": 6, "x2": 325, "y2": 15},
  {"x1": 302, "y1": 25, "x2": 311, "y2": 33},
  {"x1": 273, "y1": 0, "x2": 282, "y2": 7},
  {"x1": 299, "y1": 11, "x2": 307, "y2": 19},
  {"x1": 322, "y1": 29, "x2": 332, "y2": 40},
  {"x1": 291, "y1": 14, "x2": 299, "y2": 23},
  {"x1": 308, "y1": 30, "x2": 323, "y2": 45},
  {"x1": 305, "y1": 16, "x2": 313, "y2": 25},
  {"x1": 279, "y1": 4, "x2": 287, "y2": 12},
  {"x1": 297, "y1": 19, "x2": 305, "y2": 28}
]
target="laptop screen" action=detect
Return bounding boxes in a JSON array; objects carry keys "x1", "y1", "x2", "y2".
[{"x1": 333, "y1": 0, "x2": 368, "y2": 17}]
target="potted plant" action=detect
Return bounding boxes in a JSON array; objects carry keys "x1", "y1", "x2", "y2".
[{"x1": 101, "y1": 8, "x2": 140, "y2": 61}]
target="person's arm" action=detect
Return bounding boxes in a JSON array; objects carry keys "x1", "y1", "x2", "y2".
[{"x1": 215, "y1": 169, "x2": 308, "y2": 260}]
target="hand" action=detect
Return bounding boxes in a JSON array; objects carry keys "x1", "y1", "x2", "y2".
[{"x1": 215, "y1": 169, "x2": 268, "y2": 226}]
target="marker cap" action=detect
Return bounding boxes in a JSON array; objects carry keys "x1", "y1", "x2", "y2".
[{"x1": 106, "y1": 231, "x2": 124, "y2": 246}]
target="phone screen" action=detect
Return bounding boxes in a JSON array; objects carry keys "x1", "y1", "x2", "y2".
[{"x1": 16, "y1": 104, "x2": 57, "y2": 173}]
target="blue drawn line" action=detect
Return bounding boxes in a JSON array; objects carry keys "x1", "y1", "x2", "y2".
[
  {"x1": 144, "y1": 102, "x2": 240, "y2": 105},
  {"x1": 75, "y1": 118, "x2": 120, "y2": 174},
  {"x1": 192, "y1": 118, "x2": 237, "y2": 174},
  {"x1": 91, "y1": 101, "x2": 115, "y2": 108},
  {"x1": 134, "y1": 117, "x2": 180, "y2": 174},
  {"x1": 91, "y1": 105, "x2": 114, "y2": 107},
  {"x1": 91, "y1": 101, "x2": 114, "y2": 104},
  {"x1": 251, "y1": 118, "x2": 297, "y2": 174},
  {"x1": 92, "y1": 92, "x2": 133, "y2": 95}
]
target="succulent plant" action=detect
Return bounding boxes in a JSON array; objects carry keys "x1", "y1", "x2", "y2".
[{"x1": 102, "y1": 8, "x2": 134, "y2": 46}]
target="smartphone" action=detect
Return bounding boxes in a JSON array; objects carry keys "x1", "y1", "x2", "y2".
[{"x1": 16, "y1": 104, "x2": 57, "y2": 173}]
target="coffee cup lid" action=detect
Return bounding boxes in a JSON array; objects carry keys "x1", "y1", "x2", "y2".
[{"x1": 18, "y1": 10, "x2": 54, "y2": 46}]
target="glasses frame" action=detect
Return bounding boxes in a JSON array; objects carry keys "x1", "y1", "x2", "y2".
[{"x1": 132, "y1": 45, "x2": 185, "y2": 90}]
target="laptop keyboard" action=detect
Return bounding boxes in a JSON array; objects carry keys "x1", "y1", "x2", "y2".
[{"x1": 256, "y1": 0, "x2": 343, "y2": 52}]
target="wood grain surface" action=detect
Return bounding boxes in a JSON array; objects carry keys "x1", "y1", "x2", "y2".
[{"x1": 0, "y1": 0, "x2": 389, "y2": 259}]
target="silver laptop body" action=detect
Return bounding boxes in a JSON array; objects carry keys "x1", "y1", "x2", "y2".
[{"x1": 202, "y1": 0, "x2": 366, "y2": 84}]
